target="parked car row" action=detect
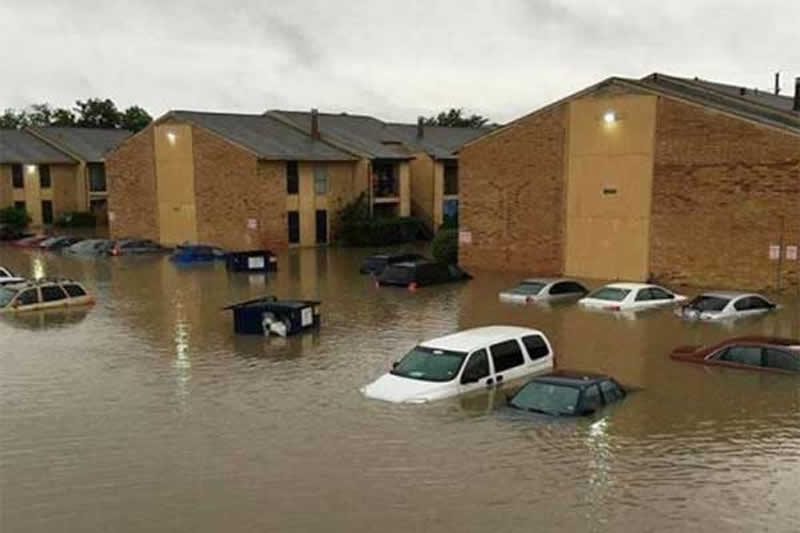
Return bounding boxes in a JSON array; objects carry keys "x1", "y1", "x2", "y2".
[
  {"x1": 7, "y1": 234, "x2": 169, "y2": 256},
  {"x1": 0, "y1": 276, "x2": 94, "y2": 313},
  {"x1": 498, "y1": 277, "x2": 779, "y2": 322}
]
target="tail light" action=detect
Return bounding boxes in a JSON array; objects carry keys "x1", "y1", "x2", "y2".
[
  {"x1": 408, "y1": 282, "x2": 418, "y2": 292},
  {"x1": 605, "y1": 305, "x2": 621, "y2": 311}
]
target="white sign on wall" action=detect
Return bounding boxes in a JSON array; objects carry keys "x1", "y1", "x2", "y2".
[
  {"x1": 459, "y1": 231, "x2": 472, "y2": 245},
  {"x1": 108, "y1": 211, "x2": 115, "y2": 222},
  {"x1": 247, "y1": 218, "x2": 258, "y2": 230},
  {"x1": 769, "y1": 245, "x2": 781, "y2": 261},
  {"x1": 786, "y1": 246, "x2": 798, "y2": 261}
]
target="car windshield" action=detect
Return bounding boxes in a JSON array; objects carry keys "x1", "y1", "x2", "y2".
[
  {"x1": 390, "y1": 346, "x2": 467, "y2": 382},
  {"x1": 508, "y1": 282, "x2": 546, "y2": 295},
  {"x1": 687, "y1": 295, "x2": 729, "y2": 311},
  {"x1": 587, "y1": 287, "x2": 631, "y2": 302},
  {"x1": 510, "y1": 381, "x2": 581, "y2": 415},
  {"x1": 0, "y1": 287, "x2": 18, "y2": 307},
  {"x1": 381, "y1": 265, "x2": 414, "y2": 283}
]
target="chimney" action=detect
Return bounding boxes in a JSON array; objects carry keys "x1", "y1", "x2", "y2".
[
  {"x1": 774, "y1": 72, "x2": 781, "y2": 95},
  {"x1": 311, "y1": 108, "x2": 320, "y2": 139},
  {"x1": 794, "y1": 77, "x2": 800, "y2": 112},
  {"x1": 416, "y1": 116, "x2": 424, "y2": 139}
]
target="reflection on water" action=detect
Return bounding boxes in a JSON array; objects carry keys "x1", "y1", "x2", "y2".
[{"x1": 1, "y1": 246, "x2": 800, "y2": 532}]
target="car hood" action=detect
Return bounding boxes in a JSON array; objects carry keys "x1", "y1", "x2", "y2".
[{"x1": 361, "y1": 373, "x2": 451, "y2": 403}]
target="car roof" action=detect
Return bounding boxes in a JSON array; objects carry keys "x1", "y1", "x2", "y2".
[
  {"x1": 718, "y1": 336, "x2": 800, "y2": 348},
  {"x1": 422, "y1": 326, "x2": 543, "y2": 352},
  {"x1": 520, "y1": 277, "x2": 583, "y2": 285},
  {"x1": 603, "y1": 282, "x2": 661, "y2": 290},
  {"x1": 529, "y1": 370, "x2": 612, "y2": 387},
  {"x1": 699, "y1": 291, "x2": 765, "y2": 299}
]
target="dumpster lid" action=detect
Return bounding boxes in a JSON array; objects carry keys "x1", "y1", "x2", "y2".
[{"x1": 222, "y1": 296, "x2": 320, "y2": 311}]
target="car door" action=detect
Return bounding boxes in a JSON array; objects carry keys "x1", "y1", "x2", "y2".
[
  {"x1": 488, "y1": 339, "x2": 529, "y2": 387},
  {"x1": 733, "y1": 297, "x2": 761, "y2": 317},
  {"x1": 458, "y1": 348, "x2": 494, "y2": 394},
  {"x1": 14, "y1": 287, "x2": 40, "y2": 311},
  {"x1": 646, "y1": 287, "x2": 676, "y2": 307},
  {"x1": 40, "y1": 284, "x2": 69, "y2": 310},
  {"x1": 631, "y1": 288, "x2": 653, "y2": 309}
]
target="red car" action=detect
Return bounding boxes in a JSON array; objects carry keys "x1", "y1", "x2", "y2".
[{"x1": 671, "y1": 336, "x2": 800, "y2": 374}]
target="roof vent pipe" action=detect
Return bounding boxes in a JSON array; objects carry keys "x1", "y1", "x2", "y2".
[
  {"x1": 794, "y1": 77, "x2": 800, "y2": 111},
  {"x1": 774, "y1": 72, "x2": 781, "y2": 95},
  {"x1": 311, "y1": 108, "x2": 320, "y2": 139},
  {"x1": 739, "y1": 87, "x2": 746, "y2": 96},
  {"x1": 417, "y1": 116, "x2": 424, "y2": 139}
]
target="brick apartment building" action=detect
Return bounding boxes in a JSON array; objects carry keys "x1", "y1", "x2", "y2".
[
  {"x1": 107, "y1": 109, "x2": 483, "y2": 249},
  {"x1": 459, "y1": 73, "x2": 800, "y2": 291},
  {"x1": 0, "y1": 127, "x2": 130, "y2": 225}
]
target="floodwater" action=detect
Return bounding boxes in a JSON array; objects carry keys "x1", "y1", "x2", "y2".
[{"x1": 2, "y1": 245, "x2": 800, "y2": 533}]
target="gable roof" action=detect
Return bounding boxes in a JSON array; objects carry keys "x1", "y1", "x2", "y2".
[
  {"x1": 267, "y1": 110, "x2": 414, "y2": 160},
  {"x1": 385, "y1": 123, "x2": 492, "y2": 160},
  {"x1": 166, "y1": 111, "x2": 356, "y2": 161},
  {"x1": 27, "y1": 127, "x2": 132, "y2": 162},
  {"x1": 0, "y1": 130, "x2": 76, "y2": 164}
]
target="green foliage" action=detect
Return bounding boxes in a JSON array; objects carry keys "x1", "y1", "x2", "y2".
[
  {"x1": 54, "y1": 211, "x2": 96, "y2": 228},
  {"x1": 335, "y1": 193, "x2": 425, "y2": 246},
  {"x1": 431, "y1": 228, "x2": 459, "y2": 264},
  {"x1": 422, "y1": 108, "x2": 491, "y2": 128},
  {"x1": 120, "y1": 106, "x2": 153, "y2": 133},
  {"x1": 75, "y1": 98, "x2": 121, "y2": 129},
  {"x1": 0, "y1": 99, "x2": 152, "y2": 132},
  {"x1": 0, "y1": 206, "x2": 31, "y2": 229}
]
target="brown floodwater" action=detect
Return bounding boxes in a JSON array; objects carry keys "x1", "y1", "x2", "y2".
[{"x1": 1, "y1": 244, "x2": 800, "y2": 532}]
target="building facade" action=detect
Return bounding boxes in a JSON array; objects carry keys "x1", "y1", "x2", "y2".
[{"x1": 459, "y1": 73, "x2": 800, "y2": 291}]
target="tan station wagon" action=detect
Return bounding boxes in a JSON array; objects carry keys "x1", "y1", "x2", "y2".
[{"x1": 0, "y1": 279, "x2": 95, "y2": 313}]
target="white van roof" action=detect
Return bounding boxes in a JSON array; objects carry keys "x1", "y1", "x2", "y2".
[{"x1": 422, "y1": 326, "x2": 543, "y2": 353}]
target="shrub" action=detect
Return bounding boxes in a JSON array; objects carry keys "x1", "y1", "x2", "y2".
[
  {"x1": 335, "y1": 193, "x2": 426, "y2": 246},
  {"x1": 432, "y1": 228, "x2": 459, "y2": 264},
  {"x1": 54, "y1": 211, "x2": 96, "y2": 228},
  {"x1": 0, "y1": 206, "x2": 31, "y2": 229}
]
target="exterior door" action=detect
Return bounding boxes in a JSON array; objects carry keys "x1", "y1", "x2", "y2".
[
  {"x1": 315, "y1": 210, "x2": 327, "y2": 245},
  {"x1": 41, "y1": 200, "x2": 53, "y2": 225}
]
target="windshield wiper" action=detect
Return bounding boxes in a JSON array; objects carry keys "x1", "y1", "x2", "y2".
[{"x1": 511, "y1": 404, "x2": 559, "y2": 416}]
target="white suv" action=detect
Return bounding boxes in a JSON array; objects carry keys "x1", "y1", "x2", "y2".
[{"x1": 361, "y1": 326, "x2": 554, "y2": 404}]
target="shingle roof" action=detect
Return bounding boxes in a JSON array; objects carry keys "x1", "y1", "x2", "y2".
[
  {"x1": 0, "y1": 130, "x2": 76, "y2": 164},
  {"x1": 659, "y1": 75, "x2": 796, "y2": 114},
  {"x1": 28, "y1": 127, "x2": 132, "y2": 162},
  {"x1": 168, "y1": 111, "x2": 356, "y2": 161},
  {"x1": 385, "y1": 123, "x2": 492, "y2": 159},
  {"x1": 268, "y1": 111, "x2": 414, "y2": 160}
]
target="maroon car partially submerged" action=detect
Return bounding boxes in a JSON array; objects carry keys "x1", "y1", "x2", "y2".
[{"x1": 671, "y1": 337, "x2": 800, "y2": 374}]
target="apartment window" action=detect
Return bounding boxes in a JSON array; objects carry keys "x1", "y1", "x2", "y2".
[
  {"x1": 287, "y1": 211, "x2": 300, "y2": 244},
  {"x1": 443, "y1": 162, "x2": 458, "y2": 195},
  {"x1": 372, "y1": 161, "x2": 396, "y2": 197},
  {"x1": 11, "y1": 164, "x2": 24, "y2": 188},
  {"x1": 286, "y1": 161, "x2": 299, "y2": 194},
  {"x1": 313, "y1": 164, "x2": 328, "y2": 195},
  {"x1": 14, "y1": 201, "x2": 25, "y2": 212},
  {"x1": 39, "y1": 165, "x2": 51, "y2": 189},
  {"x1": 88, "y1": 163, "x2": 107, "y2": 192},
  {"x1": 41, "y1": 200, "x2": 53, "y2": 224}
]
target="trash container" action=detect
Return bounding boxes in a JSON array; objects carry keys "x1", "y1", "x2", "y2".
[
  {"x1": 225, "y1": 250, "x2": 277, "y2": 272},
  {"x1": 223, "y1": 296, "x2": 321, "y2": 336}
]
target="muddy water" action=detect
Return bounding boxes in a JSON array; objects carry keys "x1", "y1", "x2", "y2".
[{"x1": 1, "y1": 245, "x2": 800, "y2": 532}]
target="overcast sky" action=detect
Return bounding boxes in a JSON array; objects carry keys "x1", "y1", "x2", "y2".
[{"x1": 1, "y1": 0, "x2": 798, "y2": 123}]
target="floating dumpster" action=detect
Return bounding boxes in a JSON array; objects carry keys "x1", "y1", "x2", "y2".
[
  {"x1": 225, "y1": 250, "x2": 277, "y2": 273},
  {"x1": 223, "y1": 296, "x2": 320, "y2": 337}
]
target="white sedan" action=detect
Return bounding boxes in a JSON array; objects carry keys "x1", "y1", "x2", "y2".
[
  {"x1": 675, "y1": 291, "x2": 778, "y2": 321},
  {"x1": 0, "y1": 266, "x2": 25, "y2": 286},
  {"x1": 499, "y1": 278, "x2": 588, "y2": 304},
  {"x1": 579, "y1": 282, "x2": 686, "y2": 311}
]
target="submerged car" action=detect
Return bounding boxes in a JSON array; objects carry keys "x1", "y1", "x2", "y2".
[
  {"x1": 171, "y1": 243, "x2": 227, "y2": 263},
  {"x1": 505, "y1": 371, "x2": 627, "y2": 417},
  {"x1": 376, "y1": 259, "x2": 471, "y2": 289},
  {"x1": 360, "y1": 252, "x2": 426, "y2": 275},
  {"x1": 65, "y1": 239, "x2": 115, "y2": 255},
  {"x1": 361, "y1": 326, "x2": 554, "y2": 403},
  {"x1": 0, "y1": 279, "x2": 94, "y2": 313},
  {"x1": 499, "y1": 278, "x2": 588, "y2": 304},
  {"x1": 675, "y1": 291, "x2": 777, "y2": 321},
  {"x1": 12, "y1": 234, "x2": 49, "y2": 248},
  {"x1": 0, "y1": 266, "x2": 26, "y2": 286},
  {"x1": 39, "y1": 236, "x2": 83, "y2": 251},
  {"x1": 110, "y1": 238, "x2": 166, "y2": 256},
  {"x1": 670, "y1": 336, "x2": 800, "y2": 374},
  {"x1": 579, "y1": 282, "x2": 686, "y2": 311}
]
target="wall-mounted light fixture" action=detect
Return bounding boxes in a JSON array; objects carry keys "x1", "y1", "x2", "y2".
[
  {"x1": 26, "y1": 164, "x2": 37, "y2": 174},
  {"x1": 166, "y1": 131, "x2": 177, "y2": 145},
  {"x1": 603, "y1": 110, "x2": 617, "y2": 124}
]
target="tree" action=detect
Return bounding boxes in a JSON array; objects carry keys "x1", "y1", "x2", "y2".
[
  {"x1": 422, "y1": 108, "x2": 490, "y2": 128},
  {"x1": 51, "y1": 107, "x2": 76, "y2": 126},
  {"x1": 120, "y1": 105, "x2": 152, "y2": 132},
  {"x1": 74, "y1": 98, "x2": 121, "y2": 128},
  {"x1": 27, "y1": 104, "x2": 54, "y2": 127},
  {"x1": 0, "y1": 109, "x2": 26, "y2": 129}
]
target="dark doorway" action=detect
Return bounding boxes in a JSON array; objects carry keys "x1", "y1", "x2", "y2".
[
  {"x1": 315, "y1": 210, "x2": 328, "y2": 245},
  {"x1": 287, "y1": 211, "x2": 300, "y2": 244},
  {"x1": 41, "y1": 200, "x2": 53, "y2": 224}
]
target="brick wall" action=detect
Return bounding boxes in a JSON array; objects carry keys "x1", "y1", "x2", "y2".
[
  {"x1": 107, "y1": 127, "x2": 159, "y2": 240},
  {"x1": 650, "y1": 97, "x2": 800, "y2": 291},
  {"x1": 193, "y1": 127, "x2": 287, "y2": 251},
  {"x1": 0, "y1": 165, "x2": 11, "y2": 208},
  {"x1": 458, "y1": 105, "x2": 567, "y2": 273}
]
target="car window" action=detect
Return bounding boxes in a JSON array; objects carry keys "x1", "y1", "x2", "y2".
[
  {"x1": 391, "y1": 346, "x2": 468, "y2": 382},
  {"x1": 17, "y1": 288, "x2": 39, "y2": 305},
  {"x1": 634, "y1": 289, "x2": 652, "y2": 301},
  {"x1": 648, "y1": 287, "x2": 673, "y2": 300},
  {"x1": 600, "y1": 380, "x2": 624, "y2": 403},
  {"x1": 521, "y1": 335, "x2": 550, "y2": 360},
  {"x1": 686, "y1": 295, "x2": 729, "y2": 311},
  {"x1": 718, "y1": 345, "x2": 763, "y2": 366},
  {"x1": 733, "y1": 297, "x2": 752, "y2": 311},
  {"x1": 549, "y1": 282, "x2": 585, "y2": 295},
  {"x1": 0, "y1": 287, "x2": 17, "y2": 307},
  {"x1": 41, "y1": 285, "x2": 68, "y2": 302},
  {"x1": 588, "y1": 287, "x2": 630, "y2": 302},
  {"x1": 749, "y1": 297, "x2": 772, "y2": 310},
  {"x1": 582, "y1": 384, "x2": 603, "y2": 412},
  {"x1": 764, "y1": 349, "x2": 800, "y2": 372},
  {"x1": 62, "y1": 284, "x2": 87, "y2": 298},
  {"x1": 510, "y1": 281, "x2": 545, "y2": 295},
  {"x1": 509, "y1": 382, "x2": 580, "y2": 415},
  {"x1": 490, "y1": 340, "x2": 525, "y2": 372},
  {"x1": 460, "y1": 349, "x2": 490, "y2": 383}
]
